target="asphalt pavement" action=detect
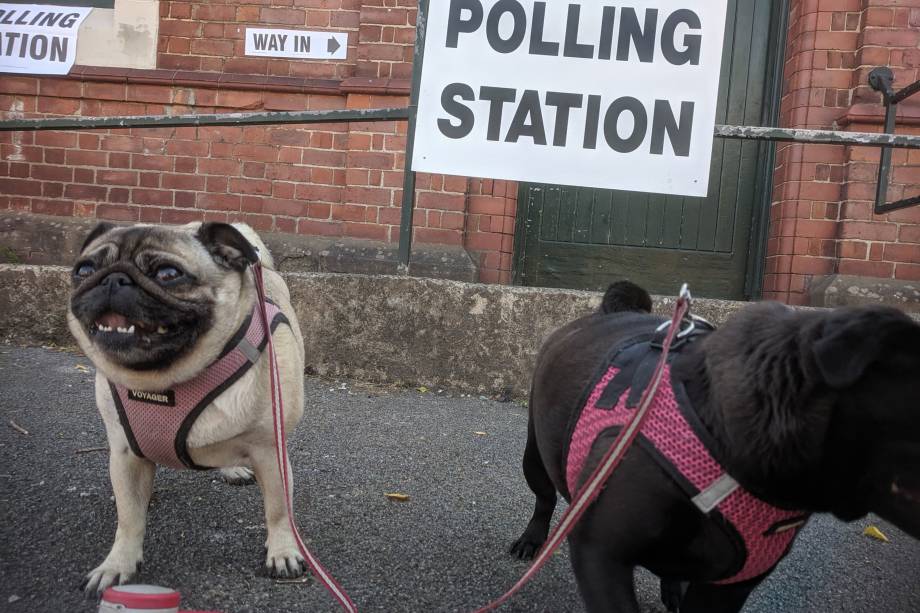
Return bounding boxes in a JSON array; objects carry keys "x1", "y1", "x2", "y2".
[{"x1": 1, "y1": 344, "x2": 918, "y2": 613}]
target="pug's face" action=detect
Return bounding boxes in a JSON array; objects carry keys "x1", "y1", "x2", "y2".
[{"x1": 68, "y1": 222, "x2": 259, "y2": 374}]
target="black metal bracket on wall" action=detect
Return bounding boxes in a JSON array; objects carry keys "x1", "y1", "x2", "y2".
[
  {"x1": 397, "y1": 0, "x2": 428, "y2": 273},
  {"x1": 869, "y1": 67, "x2": 920, "y2": 214}
]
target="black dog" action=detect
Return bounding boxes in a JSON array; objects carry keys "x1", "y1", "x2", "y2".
[{"x1": 511, "y1": 281, "x2": 920, "y2": 612}]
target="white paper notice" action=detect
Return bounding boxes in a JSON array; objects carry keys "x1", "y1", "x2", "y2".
[
  {"x1": 412, "y1": 0, "x2": 729, "y2": 197},
  {"x1": 0, "y1": 3, "x2": 92, "y2": 75}
]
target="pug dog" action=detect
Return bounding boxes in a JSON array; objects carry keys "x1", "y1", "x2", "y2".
[
  {"x1": 511, "y1": 281, "x2": 920, "y2": 613},
  {"x1": 68, "y1": 221, "x2": 307, "y2": 595}
]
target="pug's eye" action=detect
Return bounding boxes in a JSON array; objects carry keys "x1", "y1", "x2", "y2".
[
  {"x1": 155, "y1": 265, "x2": 183, "y2": 283},
  {"x1": 74, "y1": 262, "x2": 95, "y2": 278}
]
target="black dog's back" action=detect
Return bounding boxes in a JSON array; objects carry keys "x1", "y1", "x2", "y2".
[
  {"x1": 529, "y1": 281, "x2": 660, "y2": 499},
  {"x1": 509, "y1": 281, "x2": 663, "y2": 562},
  {"x1": 514, "y1": 282, "x2": 750, "y2": 611}
]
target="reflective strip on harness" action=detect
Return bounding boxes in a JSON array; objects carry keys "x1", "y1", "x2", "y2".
[{"x1": 693, "y1": 473, "x2": 740, "y2": 513}]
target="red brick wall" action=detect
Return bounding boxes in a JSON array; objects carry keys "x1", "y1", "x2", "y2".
[
  {"x1": 2, "y1": 1, "x2": 917, "y2": 295},
  {"x1": 0, "y1": 1, "x2": 516, "y2": 283},
  {"x1": 766, "y1": 0, "x2": 920, "y2": 304}
]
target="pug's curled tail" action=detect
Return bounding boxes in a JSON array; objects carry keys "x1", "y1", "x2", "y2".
[
  {"x1": 232, "y1": 223, "x2": 276, "y2": 270},
  {"x1": 601, "y1": 280, "x2": 653, "y2": 314}
]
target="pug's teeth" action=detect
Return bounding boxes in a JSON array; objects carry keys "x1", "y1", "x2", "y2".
[
  {"x1": 157, "y1": 326, "x2": 168, "y2": 334},
  {"x1": 127, "y1": 325, "x2": 135, "y2": 334}
]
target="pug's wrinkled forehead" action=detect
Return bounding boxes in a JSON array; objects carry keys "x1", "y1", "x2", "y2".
[
  {"x1": 77, "y1": 222, "x2": 259, "y2": 278},
  {"x1": 81, "y1": 224, "x2": 201, "y2": 267}
]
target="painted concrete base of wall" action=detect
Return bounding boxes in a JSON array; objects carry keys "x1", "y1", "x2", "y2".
[
  {"x1": 809, "y1": 274, "x2": 920, "y2": 312},
  {"x1": 0, "y1": 212, "x2": 477, "y2": 282},
  {"x1": 1, "y1": 265, "x2": 747, "y2": 396}
]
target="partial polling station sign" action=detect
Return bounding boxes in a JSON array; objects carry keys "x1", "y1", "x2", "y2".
[
  {"x1": 412, "y1": 0, "x2": 729, "y2": 197},
  {"x1": 0, "y1": 3, "x2": 92, "y2": 75}
]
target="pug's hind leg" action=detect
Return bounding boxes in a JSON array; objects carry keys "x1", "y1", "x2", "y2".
[
  {"x1": 219, "y1": 466, "x2": 257, "y2": 486},
  {"x1": 83, "y1": 450, "x2": 155, "y2": 596},
  {"x1": 250, "y1": 446, "x2": 306, "y2": 579}
]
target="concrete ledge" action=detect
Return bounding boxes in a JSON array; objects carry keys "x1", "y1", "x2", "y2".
[
  {"x1": 1, "y1": 264, "x2": 750, "y2": 396},
  {"x1": 810, "y1": 274, "x2": 920, "y2": 312},
  {"x1": 0, "y1": 212, "x2": 477, "y2": 282}
]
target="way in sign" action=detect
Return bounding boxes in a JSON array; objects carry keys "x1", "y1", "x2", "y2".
[
  {"x1": 252, "y1": 32, "x2": 309, "y2": 53},
  {"x1": 245, "y1": 28, "x2": 348, "y2": 60}
]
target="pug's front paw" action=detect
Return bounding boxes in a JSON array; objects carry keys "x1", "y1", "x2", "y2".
[
  {"x1": 81, "y1": 555, "x2": 141, "y2": 596},
  {"x1": 265, "y1": 547, "x2": 307, "y2": 579},
  {"x1": 219, "y1": 466, "x2": 256, "y2": 486}
]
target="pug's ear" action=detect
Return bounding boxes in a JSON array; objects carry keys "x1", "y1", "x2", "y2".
[
  {"x1": 813, "y1": 313, "x2": 883, "y2": 389},
  {"x1": 80, "y1": 222, "x2": 115, "y2": 253},
  {"x1": 196, "y1": 222, "x2": 259, "y2": 271}
]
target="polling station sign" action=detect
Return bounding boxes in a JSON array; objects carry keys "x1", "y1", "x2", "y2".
[
  {"x1": 412, "y1": 0, "x2": 729, "y2": 197},
  {"x1": 0, "y1": 3, "x2": 91, "y2": 75}
]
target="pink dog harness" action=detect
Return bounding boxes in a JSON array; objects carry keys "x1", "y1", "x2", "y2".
[
  {"x1": 565, "y1": 334, "x2": 809, "y2": 584},
  {"x1": 109, "y1": 300, "x2": 289, "y2": 470}
]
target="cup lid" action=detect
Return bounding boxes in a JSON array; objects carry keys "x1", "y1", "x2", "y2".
[{"x1": 102, "y1": 585, "x2": 181, "y2": 608}]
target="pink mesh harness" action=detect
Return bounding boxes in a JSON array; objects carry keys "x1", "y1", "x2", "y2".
[
  {"x1": 110, "y1": 301, "x2": 288, "y2": 470},
  {"x1": 565, "y1": 337, "x2": 809, "y2": 584}
]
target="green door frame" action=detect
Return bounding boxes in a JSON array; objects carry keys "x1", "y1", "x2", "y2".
[
  {"x1": 512, "y1": 0, "x2": 791, "y2": 301},
  {"x1": 743, "y1": 0, "x2": 790, "y2": 299}
]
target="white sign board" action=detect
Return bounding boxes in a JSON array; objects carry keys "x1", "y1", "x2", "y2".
[
  {"x1": 412, "y1": 0, "x2": 729, "y2": 197},
  {"x1": 245, "y1": 28, "x2": 347, "y2": 60},
  {"x1": 0, "y1": 3, "x2": 91, "y2": 75}
]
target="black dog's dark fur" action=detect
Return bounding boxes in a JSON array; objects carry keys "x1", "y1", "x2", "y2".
[{"x1": 511, "y1": 281, "x2": 920, "y2": 612}]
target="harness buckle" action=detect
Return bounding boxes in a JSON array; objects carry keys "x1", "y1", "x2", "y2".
[{"x1": 651, "y1": 284, "x2": 714, "y2": 350}]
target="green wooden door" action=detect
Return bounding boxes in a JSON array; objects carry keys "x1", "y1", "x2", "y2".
[{"x1": 515, "y1": 1, "x2": 780, "y2": 300}]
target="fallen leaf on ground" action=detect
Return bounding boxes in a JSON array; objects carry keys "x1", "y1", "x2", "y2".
[
  {"x1": 75, "y1": 364, "x2": 90, "y2": 372},
  {"x1": 474, "y1": 432, "x2": 488, "y2": 436},
  {"x1": 863, "y1": 525, "x2": 889, "y2": 542},
  {"x1": 385, "y1": 493, "x2": 410, "y2": 502},
  {"x1": 416, "y1": 386, "x2": 428, "y2": 393}
]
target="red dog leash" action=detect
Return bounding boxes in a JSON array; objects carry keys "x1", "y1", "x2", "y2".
[
  {"x1": 473, "y1": 286, "x2": 693, "y2": 612},
  {"x1": 252, "y1": 262, "x2": 358, "y2": 613}
]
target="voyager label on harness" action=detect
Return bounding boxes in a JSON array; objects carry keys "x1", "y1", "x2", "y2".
[
  {"x1": 0, "y1": 3, "x2": 91, "y2": 75},
  {"x1": 412, "y1": 0, "x2": 729, "y2": 197},
  {"x1": 127, "y1": 389, "x2": 176, "y2": 407}
]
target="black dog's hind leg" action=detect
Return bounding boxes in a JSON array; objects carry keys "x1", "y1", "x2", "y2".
[
  {"x1": 509, "y1": 415, "x2": 557, "y2": 559},
  {"x1": 570, "y1": 535, "x2": 639, "y2": 613},
  {"x1": 661, "y1": 579, "x2": 689, "y2": 612},
  {"x1": 676, "y1": 575, "x2": 764, "y2": 613}
]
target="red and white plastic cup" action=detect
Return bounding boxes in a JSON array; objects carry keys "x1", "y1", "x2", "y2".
[{"x1": 98, "y1": 585, "x2": 181, "y2": 613}]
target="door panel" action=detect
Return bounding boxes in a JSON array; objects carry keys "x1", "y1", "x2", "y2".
[{"x1": 515, "y1": 1, "x2": 775, "y2": 300}]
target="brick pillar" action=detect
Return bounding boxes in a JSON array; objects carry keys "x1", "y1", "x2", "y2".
[
  {"x1": 765, "y1": 0, "x2": 858, "y2": 304},
  {"x1": 835, "y1": 2, "x2": 920, "y2": 284},
  {"x1": 349, "y1": 0, "x2": 517, "y2": 282},
  {"x1": 766, "y1": 0, "x2": 920, "y2": 304}
]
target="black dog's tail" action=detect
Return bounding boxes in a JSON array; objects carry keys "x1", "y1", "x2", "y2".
[{"x1": 600, "y1": 281, "x2": 653, "y2": 314}]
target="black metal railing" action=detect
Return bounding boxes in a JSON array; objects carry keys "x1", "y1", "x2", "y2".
[
  {"x1": 868, "y1": 68, "x2": 920, "y2": 214},
  {"x1": 1, "y1": 58, "x2": 918, "y2": 267}
]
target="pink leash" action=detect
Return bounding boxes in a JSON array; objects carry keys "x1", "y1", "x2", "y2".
[
  {"x1": 252, "y1": 262, "x2": 358, "y2": 613},
  {"x1": 473, "y1": 286, "x2": 693, "y2": 612}
]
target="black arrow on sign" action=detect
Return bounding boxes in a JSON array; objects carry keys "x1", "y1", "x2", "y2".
[{"x1": 327, "y1": 37, "x2": 341, "y2": 54}]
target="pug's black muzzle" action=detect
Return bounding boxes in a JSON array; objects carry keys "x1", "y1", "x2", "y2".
[{"x1": 70, "y1": 262, "x2": 213, "y2": 370}]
